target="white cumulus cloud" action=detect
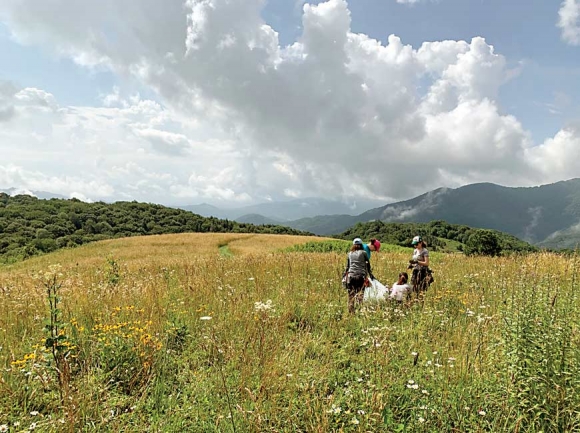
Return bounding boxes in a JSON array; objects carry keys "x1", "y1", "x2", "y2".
[
  {"x1": 558, "y1": 0, "x2": 580, "y2": 45},
  {"x1": 0, "y1": 0, "x2": 579, "y2": 207}
]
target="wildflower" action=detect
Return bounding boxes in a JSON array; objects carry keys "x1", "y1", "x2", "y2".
[
  {"x1": 326, "y1": 404, "x2": 341, "y2": 414},
  {"x1": 422, "y1": 389, "x2": 429, "y2": 395},
  {"x1": 411, "y1": 351, "x2": 418, "y2": 356},
  {"x1": 0, "y1": 425, "x2": 7, "y2": 432},
  {"x1": 357, "y1": 410, "x2": 365, "y2": 415},
  {"x1": 351, "y1": 417, "x2": 359, "y2": 425},
  {"x1": 479, "y1": 410, "x2": 486, "y2": 416},
  {"x1": 254, "y1": 300, "x2": 275, "y2": 312},
  {"x1": 418, "y1": 416, "x2": 425, "y2": 423},
  {"x1": 407, "y1": 379, "x2": 415, "y2": 384},
  {"x1": 30, "y1": 411, "x2": 39, "y2": 416},
  {"x1": 200, "y1": 316, "x2": 212, "y2": 321},
  {"x1": 29, "y1": 422, "x2": 37, "y2": 430}
]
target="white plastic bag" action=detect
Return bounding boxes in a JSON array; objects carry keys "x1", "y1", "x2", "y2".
[{"x1": 363, "y1": 278, "x2": 389, "y2": 302}]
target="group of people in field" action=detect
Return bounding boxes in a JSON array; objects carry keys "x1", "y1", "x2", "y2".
[{"x1": 343, "y1": 235, "x2": 432, "y2": 313}]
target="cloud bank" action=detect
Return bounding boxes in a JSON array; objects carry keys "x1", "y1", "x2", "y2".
[{"x1": 1, "y1": 0, "x2": 579, "y2": 205}]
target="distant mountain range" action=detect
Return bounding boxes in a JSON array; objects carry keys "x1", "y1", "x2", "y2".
[
  {"x1": 0, "y1": 188, "x2": 66, "y2": 200},
  {"x1": 178, "y1": 197, "x2": 386, "y2": 222},
  {"x1": 282, "y1": 179, "x2": 580, "y2": 249}
]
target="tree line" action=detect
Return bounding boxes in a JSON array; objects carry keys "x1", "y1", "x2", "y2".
[
  {"x1": 0, "y1": 194, "x2": 312, "y2": 263},
  {"x1": 336, "y1": 219, "x2": 538, "y2": 256}
]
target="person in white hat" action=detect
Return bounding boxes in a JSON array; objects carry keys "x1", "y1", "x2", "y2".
[
  {"x1": 409, "y1": 235, "x2": 430, "y2": 296},
  {"x1": 344, "y1": 238, "x2": 373, "y2": 313}
]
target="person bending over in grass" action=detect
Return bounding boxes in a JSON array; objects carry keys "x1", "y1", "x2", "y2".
[
  {"x1": 362, "y1": 238, "x2": 381, "y2": 260},
  {"x1": 389, "y1": 272, "x2": 411, "y2": 303},
  {"x1": 344, "y1": 238, "x2": 373, "y2": 313}
]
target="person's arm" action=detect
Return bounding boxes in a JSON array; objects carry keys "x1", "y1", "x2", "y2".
[
  {"x1": 418, "y1": 251, "x2": 429, "y2": 267},
  {"x1": 365, "y1": 254, "x2": 375, "y2": 280},
  {"x1": 344, "y1": 257, "x2": 350, "y2": 275}
]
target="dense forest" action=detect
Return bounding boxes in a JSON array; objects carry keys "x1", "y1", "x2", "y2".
[
  {"x1": 336, "y1": 220, "x2": 538, "y2": 255},
  {"x1": 0, "y1": 194, "x2": 311, "y2": 263}
]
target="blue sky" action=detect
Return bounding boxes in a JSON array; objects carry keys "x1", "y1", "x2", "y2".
[{"x1": 1, "y1": 0, "x2": 580, "y2": 206}]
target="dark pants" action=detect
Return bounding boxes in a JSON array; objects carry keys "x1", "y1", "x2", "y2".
[
  {"x1": 412, "y1": 268, "x2": 428, "y2": 296},
  {"x1": 347, "y1": 275, "x2": 365, "y2": 313}
]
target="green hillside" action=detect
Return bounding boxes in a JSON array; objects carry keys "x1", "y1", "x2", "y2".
[
  {"x1": 334, "y1": 220, "x2": 537, "y2": 254},
  {"x1": 0, "y1": 193, "x2": 312, "y2": 263}
]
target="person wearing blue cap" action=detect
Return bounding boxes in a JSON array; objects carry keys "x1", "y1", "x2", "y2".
[{"x1": 344, "y1": 238, "x2": 374, "y2": 313}]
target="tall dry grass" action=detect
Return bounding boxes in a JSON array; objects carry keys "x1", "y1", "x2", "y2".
[{"x1": 1, "y1": 235, "x2": 579, "y2": 432}]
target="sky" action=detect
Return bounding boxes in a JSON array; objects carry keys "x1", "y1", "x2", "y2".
[{"x1": 1, "y1": 0, "x2": 580, "y2": 207}]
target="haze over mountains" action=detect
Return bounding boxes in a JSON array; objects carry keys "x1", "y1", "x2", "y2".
[
  {"x1": 179, "y1": 197, "x2": 386, "y2": 223},
  {"x1": 0, "y1": 188, "x2": 66, "y2": 200}
]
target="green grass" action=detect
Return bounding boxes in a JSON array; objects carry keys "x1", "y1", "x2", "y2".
[
  {"x1": 1, "y1": 235, "x2": 580, "y2": 431},
  {"x1": 284, "y1": 239, "x2": 410, "y2": 254},
  {"x1": 218, "y1": 244, "x2": 234, "y2": 257}
]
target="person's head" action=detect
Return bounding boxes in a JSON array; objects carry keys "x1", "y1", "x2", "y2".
[
  {"x1": 412, "y1": 235, "x2": 423, "y2": 249},
  {"x1": 398, "y1": 272, "x2": 408, "y2": 284},
  {"x1": 369, "y1": 238, "x2": 381, "y2": 252},
  {"x1": 351, "y1": 237, "x2": 363, "y2": 252}
]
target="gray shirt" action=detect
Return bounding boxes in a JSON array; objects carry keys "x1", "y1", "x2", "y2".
[
  {"x1": 347, "y1": 250, "x2": 370, "y2": 278},
  {"x1": 412, "y1": 248, "x2": 429, "y2": 269}
]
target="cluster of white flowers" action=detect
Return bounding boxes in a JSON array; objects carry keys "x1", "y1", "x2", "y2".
[
  {"x1": 254, "y1": 299, "x2": 275, "y2": 312},
  {"x1": 407, "y1": 379, "x2": 419, "y2": 390}
]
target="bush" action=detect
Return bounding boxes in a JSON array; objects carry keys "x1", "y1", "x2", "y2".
[{"x1": 464, "y1": 230, "x2": 501, "y2": 256}]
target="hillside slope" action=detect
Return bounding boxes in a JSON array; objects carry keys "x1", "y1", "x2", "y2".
[
  {"x1": 0, "y1": 194, "x2": 313, "y2": 263},
  {"x1": 286, "y1": 179, "x2": 580, "y2": 248}
]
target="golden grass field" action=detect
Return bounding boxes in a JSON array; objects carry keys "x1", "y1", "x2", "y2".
[{"x1": 1, "y1": 233, "x2": 580, "y2": 432}]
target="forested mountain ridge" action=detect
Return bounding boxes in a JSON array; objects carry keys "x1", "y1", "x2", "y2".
[
  {"x1": 0, "y1": 194, "x2": 312, "y2": 263},
  {"x1": 285, "y1": 179, "x2": 580, "y2": 249}
]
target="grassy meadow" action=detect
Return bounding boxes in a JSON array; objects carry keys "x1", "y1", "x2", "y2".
[{"x1": 1, "y1": 233, "x2": 580, "y2": 432}]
